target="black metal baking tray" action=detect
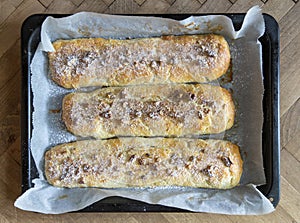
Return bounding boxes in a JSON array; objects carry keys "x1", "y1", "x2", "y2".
[{"x1": 21, "y1": 13, "x2": 280, "y2": 212}]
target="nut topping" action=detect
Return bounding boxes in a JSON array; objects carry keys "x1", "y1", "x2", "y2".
[
  {"x1": 107, "y1": 92, "x2": 116, "y2": 99},
  {"x1": 203, "y1": 107, "x2": 210, "y2": 114},
  {"x1": 129, "y1": 154, "x2": 136, "y2": 162},
  {"x1": 137, "y1": 158, "x2": 145, "y2": 165},
  {"x1": 189, "y1": 156, "x2": 195, "y2": 162},
  {"x1": 149, "y1": 112, "x2": 159, "y2": 119},
  {"x1": 201, "y1": 165, "x2": 213, "y2": 177},
  {"x1": 189, "y1": 93, "x2": 196, "y2": 100},
  {"x1": 198, "y1": 111, "x2": 203, "y2": 120},
  {"x1": 100, "y1": 110, "x2": 112, "y2": 119},
  {"x1": 221, "y1": 156, "x2": 232, "y2": 167},
  {"x1": 82, "y1": 164, "x2": 90, "y2": 172}
]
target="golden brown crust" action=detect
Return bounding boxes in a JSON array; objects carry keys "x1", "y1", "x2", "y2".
[
  {"x1": 48, "y1": 34, "x2": 230, "y2": 88},
  {"x1": 62, "y1": 84, "x2": 235, "y2": 138},
  {"x1": 45, "y1": 138, "x2": 243, "y2": 189}
]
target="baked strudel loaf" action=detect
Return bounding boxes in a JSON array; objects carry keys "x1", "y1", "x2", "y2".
[
  {"x1": 49, "y1": 34, "x2": 230, "y2": 88},
  {"x1": 45, "y1": 138, "x2": 243, "y2": 189},
  {"x1": 62, "y1": 84, "x2": 235, "y2": 138}
]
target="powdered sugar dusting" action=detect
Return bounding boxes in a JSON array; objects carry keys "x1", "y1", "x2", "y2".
[
  {"x1": 63, "y1": 84, "x2": 233, "y2": 138},
  {"x1": 49, "y1": 35, "x2": 229, "y2": 88},
  {"x1": 45, "y1": 138, "x2": 238, "y2": 188}
]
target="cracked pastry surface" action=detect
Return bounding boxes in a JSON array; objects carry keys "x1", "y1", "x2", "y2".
[
  {"x1": 62, "y1": 84, "x2": 235, "y2": 138},
  {"x1": 48, "y1": 34, "x2": 230, "y2": 88},
  {"x1": 45, "y1": 138, "x2": 243, "y2": 189}
]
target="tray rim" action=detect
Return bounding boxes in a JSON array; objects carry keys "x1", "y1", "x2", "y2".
[{"x1": 20, "y1": 13, "x2": 280, "y2": 212}]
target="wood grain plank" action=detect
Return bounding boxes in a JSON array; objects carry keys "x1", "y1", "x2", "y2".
[
  {"x1": 261, "y1": 0, "x2": 295, "y2": 21},
  {"x1": 8, "y1": 0, "x2": 24, "y2": 8},
  {"x1": 0, "y1": 151, "x2": 21, "y2": 200},
  {"x1": 280, "y1": 34, "x2": 300, "y2": 84},
  {"x1": 136, "y1": 0, "x2": 170, "y2": 13},
  {"x1": 105, "y1": 0, "x2": 140, "y2": 14},
  {"x1": 280, "y1": 176, "x2": 300, "y2": 222},
  {"x1": 134, "y1": 0, "x2": 147, "y2": 6},
  {"x1": 70, "y1": 0, "x2": 85, "y2": 7},
  {"x1": 0, "y1": 72, "x2": 20, "y2": 115},
  {"x1": 294, "y1": 143, "x2": 300, "y2": 162},
  {"x1": 122, "y1": 213, "x2": 171, "y2": 223},
  {"x1": 7, "y1": 136, "x2": 21, "y2": 165},
  {"x1": 4, "y1": 207, "x2": 58, "y2": 223},
  {"x1": 74, "y1": 0, "x2": 108, "y2": 13},
  {"x1": 0, "y1": 0, "x2": 45, "y2": 58},
  {"x1": 279, "y1": 3, "x2": 300, "y2": 51},
  {"x1": 281, "y1": 98, "x2": 300, "y2": 148},
  {"x1": 163, "y1": 0, "x2": 176, "y2": 5},
  {"x1": 227, "y1": 205, "x2": 296, "y2": 222},
  {"x1": 38, "y1": 0, "x2": 54, "y2": 8},
  {"x1": 0, "y1": 41, "x2": 20, "y2": 90},
  {"x1": 36, "y1": 213, "x2": 81, "y2": 223},
  {"x1": 0, "y1": 178, "x2": 17, "y2": 202},
  {"x1": 0, "y1": 215, "x2": 10, "y2": 223},
  {"x1": 0, "y1": 0, "x2": 16, "y2": 26},
  {"x1": 285, "y1": 131, "x2": 300, "y2": 161},
  {"x1": 163, "y1": 213, "x2": 233, "y2": 223},
  {"x1": 197, "y1": 0, "x2": 232, "y2": 13},
  {"x1": 0, "y1": 189, "x2": 20, "y2": 223},
  {"x1": 226, "y1": 0, "x2": 263, "y2": 13},
  {"x1": 281, "y1": 149, "x2": 300, "y2": 192},
  {"x1": 46, "y1": 0, "x2": 77, "y2": 13},
  {"x1": 280, "y1": 32, "x2": 300, "y2": 115},
  {"x1": 49, "y1": 213, "x2": 148, "y2": 223},
  {"x1": 197, "y1": 0, "x2": 208, "y2": 4},
  {"x1": 102, "y1": 0, "x2": 115, "y2": 5},
  {"x1": 166, "y1": 0, "x2": 202, "y2": 13},
  {"x1": 0, "y1": 114, "x2": 20, "y2": 157}
]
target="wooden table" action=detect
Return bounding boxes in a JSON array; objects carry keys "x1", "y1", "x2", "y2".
[{"x1": 0, "y1": 0, "x2": 299, "y2": 222}]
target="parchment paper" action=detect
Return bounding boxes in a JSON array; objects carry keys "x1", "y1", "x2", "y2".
[{"x1": 15, "y1": 6, "x2": 274, "y2": 214}]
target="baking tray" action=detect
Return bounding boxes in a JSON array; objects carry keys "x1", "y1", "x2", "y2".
[{"x1": 21, "y1": 13, "x2": 280, "y2": 212}]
